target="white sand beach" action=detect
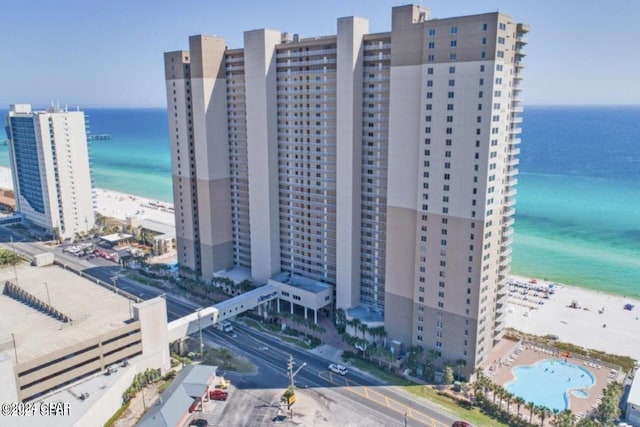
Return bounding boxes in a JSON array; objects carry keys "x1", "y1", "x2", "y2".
[
  {"x1": 505, "y1": 275, "x2": 640, "y2": 360},
  {"x1": 92, "y1": 188, "x2": 175, "y2": 225},
  {"x1": 0, "y1": 166, "x2": 174, "y2": 226},
  {"x1": 0, "y1": 166, "x2": 639, "y2": 361}
]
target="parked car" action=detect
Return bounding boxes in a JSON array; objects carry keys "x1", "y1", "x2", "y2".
[
  {"x1": 452, "y1": 421, "x2": 472, "y2": 427},
  {"x1": 209, "y1": 389, "x2": 228, "y2": 401},
  {"x1": 328, "y1": 363, "x2": 348, "y2": 375},
  {"x1": 189, "y1": 419, "x2": 208, "y2": 427}
]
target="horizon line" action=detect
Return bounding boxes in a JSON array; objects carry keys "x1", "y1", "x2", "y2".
[{"x1": 2, "y1": 103, "x2": 640, "y2": 110}]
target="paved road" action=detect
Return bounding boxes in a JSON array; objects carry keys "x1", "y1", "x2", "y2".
[
  {"x1": 0, "y1": 227, "x2": 460, "y2": 426},
  {"x1": 205, "y1": 324, "x2": 457, "y2": 427}
]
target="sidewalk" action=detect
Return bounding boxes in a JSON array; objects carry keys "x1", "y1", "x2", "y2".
[{"x1": 113, "y1": 383, "x2": 161, "y2": 427}]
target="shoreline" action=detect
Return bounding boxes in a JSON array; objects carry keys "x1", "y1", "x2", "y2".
[{"x1": 1, "y1": 167, "x2": 640, "y2": 359}]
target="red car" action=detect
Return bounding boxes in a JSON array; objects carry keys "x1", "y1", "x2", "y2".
[
  {"x1": 209, "y1": 390, "x2": 228, "y2": 401},
  {"x1": 452, "y1": 422, "x2": 471, "y2": 427}
]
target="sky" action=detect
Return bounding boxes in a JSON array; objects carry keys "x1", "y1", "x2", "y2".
[{"x1": 1, "y1": 0, "x2": 639, "y2": 108}]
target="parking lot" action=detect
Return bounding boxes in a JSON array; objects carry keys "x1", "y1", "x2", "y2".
[{"x1": 187, "y1": 381, "x2": 406, "y2": 426}]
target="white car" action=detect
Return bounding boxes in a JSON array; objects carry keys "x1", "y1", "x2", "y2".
[{"x1": 328, "y1": 363, "x2": 348, "y2": 375}]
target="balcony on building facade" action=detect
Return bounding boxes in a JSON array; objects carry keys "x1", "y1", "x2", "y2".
[
  {"x1": 276, "y1": 48, "x2": 337, "y2": 58},
  {"x1": 502, "y1": 226, "x2": 514, "y2": 238},
  {"x1": 502, "y1": 206, "x2": 516, "y2": 218},
  {"x1": 506, "y1": 156, "x2": 520, "y2": 167},
  {"x1": 499, "y1": 254, "x2": 512, "y2": 266},
  {"x1": 364, "y1": 43, "x2": 391, "y2": 51},
  {"x1": 363, "y1": 76, "x2": 390, "y2": 82},
  {"x1": 279, "y1": 58, "x2": 337, "y2": 67},
  {"x1": 277, "y1": 69, "x2": 336, "y2": 77},
  {"x1": 225, "y1": 55, "x2": 245, "y2": 63},
  {"x1": 508, "y1": 125, "x2": 522, "y2": 135}
]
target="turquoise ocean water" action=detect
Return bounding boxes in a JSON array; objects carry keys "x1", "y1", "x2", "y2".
[{"x1": 2, "y1": 106, "x2": 639, "y2": 297}]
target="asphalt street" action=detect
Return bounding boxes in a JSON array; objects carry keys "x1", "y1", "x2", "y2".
[{"x1": 0, "y1": 227, "x2": 461, "y2": 426}]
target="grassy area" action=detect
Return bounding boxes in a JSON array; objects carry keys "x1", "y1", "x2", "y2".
[
  {"x1": 279, "y1": 335, "x2": 313, "y2": 349},
  {"x1": 340, "y1": 353, "x2": 509, "y2": 427},
  {"x1": 343, "y1": 356, "x2": 413, "y2": 386},
  {"x1": 242, "y1": 317, "x2": 318, "y2": 349},
  {"x1": 125, "y1": 271, "x2": 163, "y2": 288},
  {"x1": 103, "y1": 400, "x2": 131, "y2": 427},
  {"x1": 404, "y1": 386, "x2": 510, "y2": 427},
  {"x1": 202, "y1": 347, "x2": 255, "y2": 374},
  {"x1": 157, "y1": 379, "x2": 172, "y2": 394},
  {"x1": 0, "y1": 248, "x2": 22, "y2": 266}
]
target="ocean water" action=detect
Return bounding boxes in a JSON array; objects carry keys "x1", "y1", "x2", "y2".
[
  {"x1": 1, "y1": 106, "x2": 639, "y2": 297},
  {"x1": 515, "y1": 106, "x2": 640, "y2": 297}
]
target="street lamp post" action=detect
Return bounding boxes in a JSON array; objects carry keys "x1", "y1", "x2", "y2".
[
  {"x1": 10, "y1": 332, "x2": 18, "y2": 363},
  {"x1": 10, "y1": 236, "x2": 19, "y2": 286},
  {"x1": 110, "y1": 276, "x2": 118, "y2": 295},
  {"x1": 44, "y1": 282, "x2": 51, "y2": 306}
]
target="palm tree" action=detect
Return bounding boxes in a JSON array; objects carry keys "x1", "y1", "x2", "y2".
[
  {"x1": 358, "y1": 322, "x2": 369, "y2": 343},
  {"x1": 494, "y1": 385, "x2": 505, "y2": 407},
  {"x1": 357, "y1": 324, "x2": 369, "y2": 356},
  {"x1": 553, "y1": 409, "x2": 575, "y2": 427},
  {"x1": 350, "y1": 317, "x2": 362, "y2": 337},
  {"x1": 471, "y1": 376, "x2": 483, "y2": 399},
  {"x1": 504, "y1": 390, "x2": 514, "y2": 413},
  {"x1": 489, "y1": 383, "x2": 500, "y2": 403},
  {"x1": 479, "y1": 375, "x2": 492, "y2": 395},
  {"x1": 539, "y1": 406, "x2": 551, "y2": 427},
  {"x1": 551, "y1": 408, "x2": 560, "y2": 425},
  {"x1": 378, "y1": 328, "x2": 387, "y2": 347},
  {"x1": 455, "y1": 359, "x2": 466, "y2": 380},
  {"x1": 527, "y1": 401, "x2": 537, "y2": 424},
  {"x1": 514, "y1": 396, "x2": 525, "y2": 417},
  {"x1": 335, "y1": 308, "x2": 346, "y2": 331}
]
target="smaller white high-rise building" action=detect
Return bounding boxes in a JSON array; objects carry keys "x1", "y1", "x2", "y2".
[{"x1": 5, "y1": 104, "x2": 95, "y2": 240}]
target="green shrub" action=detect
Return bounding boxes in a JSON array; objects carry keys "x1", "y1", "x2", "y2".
[{"x1": 103, "y1": 400, "x2": 131, "y2": 427}]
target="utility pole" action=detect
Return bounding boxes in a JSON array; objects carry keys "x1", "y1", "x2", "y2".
[
  {"x1": 286, "y1": 354, "x2": 307, "y2": 419},
  {"x1": 287, "y1": 354, "x2": 306, "y2": 389}
]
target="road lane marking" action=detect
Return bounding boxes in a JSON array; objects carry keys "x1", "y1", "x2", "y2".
[{"x1": 317, "y1": 371, "x2": 450, "y2": 427}]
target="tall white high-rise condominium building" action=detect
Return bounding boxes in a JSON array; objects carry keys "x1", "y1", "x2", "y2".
[
  {"x1": 165, "y1": 4, "x2": 527, "y2": 375},
  {"x1": 5, "y1": 104, "x2": 95, "y2": 240}
]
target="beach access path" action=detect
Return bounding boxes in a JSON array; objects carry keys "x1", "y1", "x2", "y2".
[{"x1": 0, "y1": 166, "x2": 639, "y2": 360}]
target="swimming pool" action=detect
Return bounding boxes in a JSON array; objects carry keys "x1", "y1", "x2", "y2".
[{"x1": 505, "y1": 359, "x2": 594, "y2": 411}]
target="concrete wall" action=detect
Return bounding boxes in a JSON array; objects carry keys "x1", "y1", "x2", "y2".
[
  {"x1": 189, "y1": 35, "x2": 234, "y2": 280},
  {"x1": 165, "y1": 50, "x2": 201, "y2": 275},
  {"x1": 135, "y1": 298, "x2": 171, "y2": 373},
  {"x1": 244, "y1": 29, "x2": 282, "y2": 282},
  {"x1": 335, "y1": 16, "x2": 368, "y2": 310}
]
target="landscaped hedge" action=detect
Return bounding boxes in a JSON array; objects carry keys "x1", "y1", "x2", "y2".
[{"x1": 506, "y1": 328, "x2": 634, "y2": 371}]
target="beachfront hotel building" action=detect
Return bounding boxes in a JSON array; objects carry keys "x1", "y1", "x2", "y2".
[
  {"x1": 164, "y1": 4, "x2": 527, "y2": 374},
  {"x1": 5, "y1": 104, "x2": 95, "y2": 240}
]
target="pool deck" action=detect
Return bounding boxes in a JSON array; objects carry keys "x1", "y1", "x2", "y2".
[{"x1": 481, "y1": 338, "x2": 619, "y2": 422}]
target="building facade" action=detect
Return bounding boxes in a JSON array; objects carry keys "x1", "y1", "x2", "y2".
[
  {"x1": 164, "y1": 4, "x2": 527, "y2": 374},
  {"x1": 5, "y1": 104, "x2": 95, "y2": 240}
]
